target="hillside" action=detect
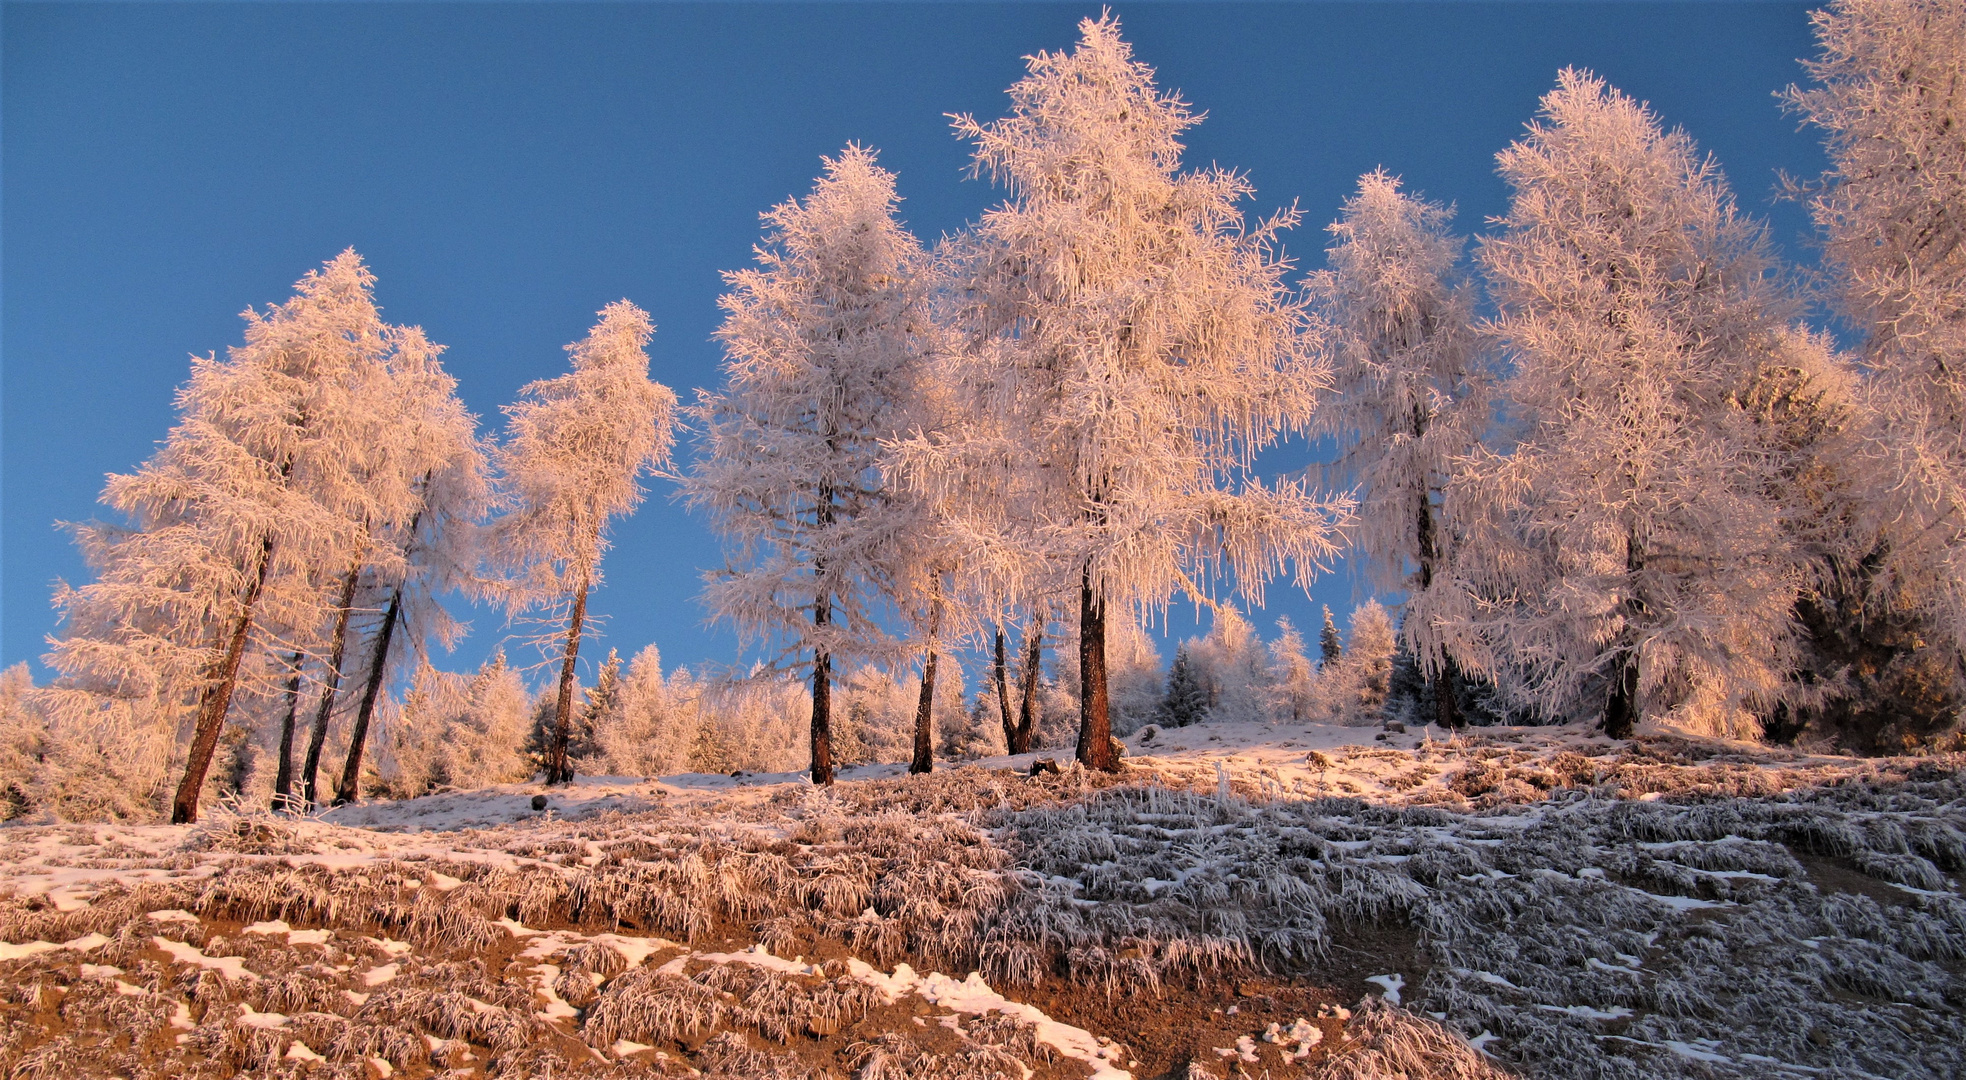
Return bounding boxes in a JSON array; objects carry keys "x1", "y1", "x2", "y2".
[{"x1": 2, "y1": 720, "x2": 1962, "y2": 1079}]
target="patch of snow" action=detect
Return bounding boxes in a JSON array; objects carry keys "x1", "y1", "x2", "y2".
[
  {"x1": 1365, "y1": 972, "x2": 1404, "y2": 1004},
  {"x1": 0, "y1": 932, "x2": 110, "y2": 962},
  {"x1": 236, "y1": 1006, "x2": 288, "y2": 1029}
]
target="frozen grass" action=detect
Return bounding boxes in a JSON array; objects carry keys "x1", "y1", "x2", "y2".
[{"x1": 0, "y1": 734, "x2": 1962, "y2": 1078}]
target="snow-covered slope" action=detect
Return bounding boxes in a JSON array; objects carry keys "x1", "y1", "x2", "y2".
[{"x1": 2, "y1": 721, "x2": 1961, "y2": 1079}]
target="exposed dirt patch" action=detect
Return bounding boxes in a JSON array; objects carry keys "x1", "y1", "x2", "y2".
[
  {"x1": 1790, "y1": 849, "x2": 1919, "y2": 906},
  {"x1": 1010, "y1": 917, "x2": 1425, "y2": 1080}
]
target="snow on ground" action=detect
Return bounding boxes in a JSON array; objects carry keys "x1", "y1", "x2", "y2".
[{"x1": 1, "y1": 720, "x2": 1962, "y2": 1079}]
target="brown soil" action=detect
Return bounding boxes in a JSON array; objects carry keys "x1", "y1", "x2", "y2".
[
  {"x1": 1789, "y1": 849, "x2": 1920, "y2": 906},
  {"x1": 1011, "y1": 916, "x2": 1428, "y2": 1080}
]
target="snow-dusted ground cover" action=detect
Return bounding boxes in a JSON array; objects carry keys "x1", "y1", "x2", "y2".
[{"x1": 1, "y1": 720, "x2": 1961, "y2": 1079}]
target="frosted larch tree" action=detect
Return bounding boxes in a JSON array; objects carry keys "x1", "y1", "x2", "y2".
[
  {"x1": 1438, "y1": 71, "x2": 1803, "y2": 737},
  {"x1": 1269, "y1": 617, "x2": 1316, "y2": 724},
  {"x1": 897, "y1": 14, "x2": 1348, "y2": 770},
  {"x1": 1313, "y1": 170, "x2": 1487, "y2": 727},
  {"x1": 1308, "y1": 600, "x2": 1397, "y2": 725},
  {"x1": 687, "y1": 146, "x2": 937, "y2": 786},
  {"x1": 330, "y1": 329, "x2": 490, "y2": 805},
  {"x1": 45, "y1": 251, "x2": 400, "y2": 823},
  {"x1": 1785, "y1": 0, "x2": 1966, "y2": 667},
  {"x1": 278, "y1": 323, "x2": 483, "y2": 810},
  {"x1": 488, "y1": 301, "x2": 676, "y2": 785}
]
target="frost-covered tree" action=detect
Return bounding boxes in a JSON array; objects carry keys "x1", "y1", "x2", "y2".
[
  {"x1": 1157, "y1": 646, "x2": 1208, "y2": 729},
  {"x1": 380, "y1": 650, "x2": 532, "y2": 797},
  {"x1": 1781, "y1": 0, "x2": 1966, "y2": 743},
  {"x1": 1433, "y1": 71, "x2": 1804, "y2": 738},
  {"x1": 1319, "y1": 606, "x2": 1342, "y2": 668},
  {"x1": 899, "y1": 15, "x2": 1346, "y2": 771},
  {"x1": 329, "y1": 332, "x2": 491, "y2": 805},
  {"x1": 1104, "y1": 614, "x2": 1165, "y2": 735},
  {"x1": 1182, "y1": 608, "x2": 1276, "y2": 726},
  {"x1": 44, "y1": 251, "x2": 419, "y2": 823},
  {"x1": 489, "y1": 301, "x2": 676, "y2": 785},
  {"x1": 945, "y1": 691, "x2": 1006, "y2": 762},
  {"x1": 594, "y1": 644, "x2": 686, "y2": 778},
  {"x1": 1313, "y1": 170, "x2": 1487, "y2": 727},
  {"x1": 1308, "y1": 600, "x2": 1397, "y2": 726},
  {"x1": 1269, "y1": 617, "x2": 1317, "y2": 725},
  {"x1": 687, "y1": 147, "x2": 936, "y2": 786}
]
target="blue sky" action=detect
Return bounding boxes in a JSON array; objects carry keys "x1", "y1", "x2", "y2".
[{"x1": 3, "y1": 1, "x2": 1827, "y2": 686}]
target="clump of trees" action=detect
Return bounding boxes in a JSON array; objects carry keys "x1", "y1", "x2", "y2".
[{"x1": 7, "y1": 0, "x2": 1962, "y2": 823}]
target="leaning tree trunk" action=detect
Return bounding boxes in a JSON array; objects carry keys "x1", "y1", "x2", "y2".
[
  {"x1": 910, "y1": 597, "x2": 943, "y2": 775},
  {"x1": 335, "y1": 503, "x2": 423, "y2": 805},
  {"x1": 994, "y1": 626, "x2": 1016, "y2": 754},
  {"x1": 332, "y1": 583, "x2": 401, "y2": 805},
  {"x1": 299, "y1": 563, "x2": 361, "y2": 808},
  {"x1": 171, "y1": 534, "x2": 275, "y2": 825},
  {"x1": 271, "y1": 651, "x2": 305, "y2": 813},
  {"x1": 1075, "y1": 568, "x2": 1118, "y2": 771},
  {"x1": 546, "y1": 576, "x2": 591, "y2": 786},
  {"x1": 1014, "y1": 615, "x2": 1043, "y2": 754},
  {"x1": 1414, "y1": 488, "x2": 1463, "y2": 730},
  {"x1": 1604, "y1": 532, "x2": 1646, "y2": 740}
]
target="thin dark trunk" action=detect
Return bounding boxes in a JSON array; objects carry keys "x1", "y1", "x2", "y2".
[
  {"x1": 994, "y1": 626, "x2": 1016, "y2": 754},
  {"x1": 171, "y1": 533, "x2": 275, "y2": 825},
  {"x1": 333, "y1": 584, "x2": 401, "y2": 805},
  {"x1": 809, "y1": 486, "x2": 836, "y2": 786},
  {"x1": 1015, "y1": 614, "x2": 1043, "y2": 754},
  {"x1": 910, "y1": 598, "x2": 942, "y2": 775},
  {"x1": 546, "y1": 579, "x2": 590, "y2": 786},
  {"x1": 299, "y1": 564, "x2": 361, "y2": 808},
  {"x1": 335, "y1": 502, "x2": 424, "y2": 805},
  {"x1": 810, "y1": 639, "x2": 834, "y2": 786},
  {"x1": 1076, "y1": 568, "x2": 1117, "y2": 771},
  {"x1": 1414, "y1": 489, "x2": 1462, "y2": 729},
  {"x1": 271, "y1": 651, "x2": 305, "y2": 813},
  {"x1": 911, "y1": 650, "x2": 938, "y2": 775},
  {"x1": 1604, "y1": 532, "x2": 1645, "y2": 740}
]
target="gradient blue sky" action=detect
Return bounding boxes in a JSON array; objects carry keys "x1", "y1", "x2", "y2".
[{"x1": 3, "y1": 1, "x2": 1828, "y2": 686}]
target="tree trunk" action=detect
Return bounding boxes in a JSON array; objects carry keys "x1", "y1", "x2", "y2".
[
  {"x1": 994, "y1": 625, "x2": 1016, "y2": 754},
  {"x1": 335, "y1": 502, "x2": 424, "y2": 805},
  {"x1": 271, "y1": 651, "x2": 305, "y2": 813},
  {"x1": 1015, "y1": 614, "x2": 1043, "y2": 754},
  {"x1": 332, "y1": 584, "x2": 401, "y2": 805},
  {"x1": 1604, "y1": 652, "x2": 1641, "y2": 740},
  {"x1": 1414, "y1": 489, "x2": 1463, "y2": 729},
  {"x1": 911, "y1": 650, "x2": 938, "y2": 775},
  {"x1": 1604, "y1": 532, "x2": 1646, "y2": 740},
  {"x1": 1076, "y1": 569, "x2": 1118, "y2": 771},
  {"x1": 299, "y1": 564, "x2": 361, "y2": 808},
  {"x1": 171, "y1": 534, "x2": 275, "y2": 825},
  {"x1": 809, "y1": 486, "x2": 836, "y2": 786},
  {"x1": 546, "y1": 578, "x2": 590, "y2": 786},
  {"x1": 810, "y1": 642, "x2": 835, "y2": 786},
  {"x1": 910, "y1": 598, "x2": 942, "y2": 775}
]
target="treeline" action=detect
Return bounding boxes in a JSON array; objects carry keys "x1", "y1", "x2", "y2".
[{"x1": 3, "y1": 0, "x2": 1963, "y2": 823}]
